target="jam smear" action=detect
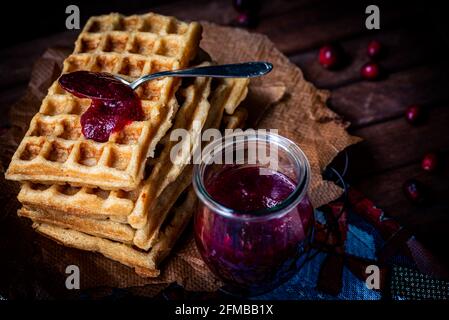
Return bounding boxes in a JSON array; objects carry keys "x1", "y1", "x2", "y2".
[{"x1": 59, "y1": 71, "x2": 144, "y2": 142}]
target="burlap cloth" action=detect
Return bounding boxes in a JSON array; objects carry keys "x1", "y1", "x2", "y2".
[{"x1": 0, "y1": 22, "x2": 360, "y2": 296}]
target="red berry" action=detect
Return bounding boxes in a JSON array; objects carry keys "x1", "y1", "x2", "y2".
[
  {"x1": 367, "y1": 40, "x2": 382, "y2": 59},
  {"x1": 405, "y1": 105, "x2": 422, "y2": 124},
  {"x1": 361, "y1": 62, "x2": 380, "y2": 80},
  {"x1": 403, "y1": 179, "x2": 425, "y2": 204},
  {"x1": 318, "y1": 45, "x2": 340, "y2": 69},
  {"x1": 421, "y1": 153, "x2": 438, "y2": 172},
  {"x1": 236, "y1": 12, "x2": 253, "y2": 27}
]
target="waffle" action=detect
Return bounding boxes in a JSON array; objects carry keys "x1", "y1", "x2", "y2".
[
  {"x1": 222, "y1": 107, "x2": 248, "y2": 131},
  {"x1": 18, "y1": 206, "x2": 135, "y2": 244},
  {"x1": 18, "y1": 102, "x2": 248, "y2": 246},
  {"x1": 131, "y1": 83, "x2": 248, "y2": 249},
  {"x1": 19, "y1": 164, "x2": 192, "y2": 245},
  {"x1": 21, "y1": 106, "x2": 248, "y2": 277},
  {"x1": 18, "y1": 105, "x2": 248, "y2": 249},
  {"x1": 32, "y1": 187, "x2": 198, "y2": 277},
  {"x1": 18, "y1": 78, "x2": 249, "y2": 249},
  {"x1": 6, "y1": 12, "x2": 202, "y2": 191}
]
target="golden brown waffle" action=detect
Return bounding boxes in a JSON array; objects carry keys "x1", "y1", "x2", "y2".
[
  {"x1": 17, "y1": 70, "x2": 213, "y2": 224},
  {"x1": 221, "y1": 79, "x2": 249, "y2": 116},
  {"x1": 6, "y1": 12, "x2": 202, "y2": 190},
  {"x1": 20, "y1": 106, "x2": 248, "y2": 277},
  {"x1": 222, "y1": 106, "x2": 249, "y2": 129},
  {"x1": 17, "y1": 67, "x2": 214, "y2": 225},
  {"x1": 19, "y1": 164, "x2": 192, "y2": 246},
  {"x1": 128, "y1": 77, "x2": 249, "y2": 230},
  {"x1": 18, "y1": 78, "x2": 249, "y2": 248},
  {"x1": 222, "y1": 107, "x2": 248, "y2": 130},
  {"x1": 18, "y1": 105, "x2": 248, "y2": 248},
  {"x1": 18, "y1": 106, "x2": 247, "y2": 252},
  {"x1": 18, "y1": 206, "x2": 135, "y2": 244},
  {"x1": 18, "y1": 104, "x2": 248, "y2": 250},
  {"x1": 32, "y1": 187, "x2": 198, "y2": 277}
]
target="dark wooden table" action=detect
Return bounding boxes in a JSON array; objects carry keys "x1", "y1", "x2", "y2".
[{"x1": 1, "y1": 0, "x2": 448, "y2": 284}]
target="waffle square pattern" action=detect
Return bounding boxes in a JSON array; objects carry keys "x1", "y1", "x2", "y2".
[
  {"x1": 6, "y1": 11, "x2": 251, "y2": 277},
  {"x1": 6, "y1": 13, "x2": 202, "y2": 190}
]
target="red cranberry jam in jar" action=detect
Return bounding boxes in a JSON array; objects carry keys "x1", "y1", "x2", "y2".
[{"x1": 193, "y1": 132, "x2": 314, "y2": 295}]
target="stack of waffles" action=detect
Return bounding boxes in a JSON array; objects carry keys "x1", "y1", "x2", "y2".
[{"x1": 5, "y1": 12, "x2": 249, "y2": 277}]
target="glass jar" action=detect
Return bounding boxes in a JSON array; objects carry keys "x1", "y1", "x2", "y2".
[{"x1": 193, "y1": 131, "x2": 314, "y2": 295}]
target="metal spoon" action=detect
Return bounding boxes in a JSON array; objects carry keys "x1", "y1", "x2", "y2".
[{"x1": 113, "y1": 62, "x2": 273, "y2": 90}]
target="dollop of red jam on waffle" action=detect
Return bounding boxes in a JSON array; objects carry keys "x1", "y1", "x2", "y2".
[{"x1": 59, "y1": 71, "x2": 144, "y2": 142}]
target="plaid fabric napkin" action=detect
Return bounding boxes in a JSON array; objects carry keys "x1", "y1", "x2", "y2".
[{"x1": 252, "y1": 189, "x2": 449, "y2": 300}]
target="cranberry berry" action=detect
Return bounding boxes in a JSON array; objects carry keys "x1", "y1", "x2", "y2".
[
  {"x1": 318, "y1": 45, "x2": 341, "y2": 69},
  {"x1": 405, "y1": 104, "x2": 422, "y2": 125},
  {"x1": 367, "y1": 40, "x2": 382, "y2": 59},
  {"x1": 421, "y1": 153, "x2": 438, "y2": 172},
  {"x1": 236, "y1": 12, "x2": 254, "y2": 27},
  {"x1": 233, "y1": 0, "x2": 258, "y2": 27},
  {"x1": 361, "y1": 62, "x2": 380, "y2": 80},
  {"x1": 403, "y1": 179, "x2": 426, "y2": 204}
]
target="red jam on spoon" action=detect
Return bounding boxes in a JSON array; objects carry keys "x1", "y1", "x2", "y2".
[{"x1": 59, "y1": 71, "x2": 144, "y2": 142}]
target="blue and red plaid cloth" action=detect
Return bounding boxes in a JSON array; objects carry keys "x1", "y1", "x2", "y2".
[{"x1": 253, "y1": 189, "x2": 449, "y2": 300}]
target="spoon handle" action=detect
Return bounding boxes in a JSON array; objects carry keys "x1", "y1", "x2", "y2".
[{"x1": 130, "y1": 62, "x2": 272, "y2": 89}]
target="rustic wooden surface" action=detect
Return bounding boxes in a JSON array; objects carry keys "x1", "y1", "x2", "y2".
[{"x1": 0, "y1": 0, "x2": 448, "y2": 296}]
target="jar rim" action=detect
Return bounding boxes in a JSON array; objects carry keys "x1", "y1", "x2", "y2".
[{"x1": 192, "y1": 131, "x2": 311, "y2": 221}]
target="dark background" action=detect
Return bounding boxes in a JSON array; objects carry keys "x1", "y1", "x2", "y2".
[
  {"x1": 1, "y1": 0, "x2": 447, "y2": 48},
  {"x1": 0, "y1": 0, "x2": 448, "y2": 293},
  {"x1": 0, "y1": 0, "x2": 168, "y2": 47}
]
